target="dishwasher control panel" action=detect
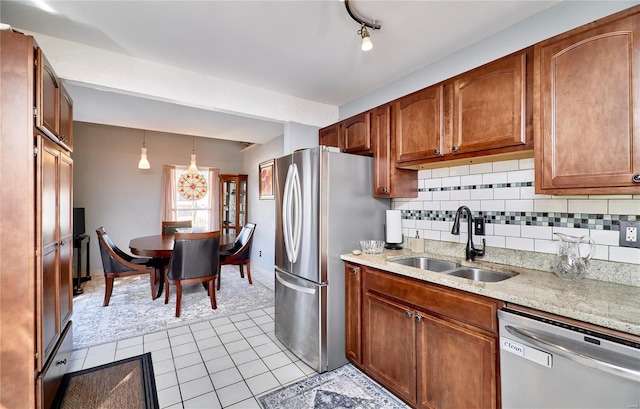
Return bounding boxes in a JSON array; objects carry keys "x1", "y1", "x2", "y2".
[{"x1": 500, "y1": 336, "x2": 553, "y2": 368}]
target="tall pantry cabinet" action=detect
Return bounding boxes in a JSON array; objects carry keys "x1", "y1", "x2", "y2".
[{"x1": 1, "y1": 30, "x2": 74, "y2": 409}]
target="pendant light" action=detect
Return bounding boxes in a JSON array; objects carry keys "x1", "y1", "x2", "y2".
[
  {"x1": 188, "y1": 136, "x2": 199, "y2": 174},
  {"x1": 138, "y1": 130, "x2": 151, "y2": 169}
]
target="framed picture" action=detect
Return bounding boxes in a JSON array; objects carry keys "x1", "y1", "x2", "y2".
[{"x1": 259, "y1": 159, "x2": 275, "y2": 200}]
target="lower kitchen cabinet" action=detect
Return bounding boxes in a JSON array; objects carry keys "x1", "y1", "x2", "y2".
[
  {"x1": 345, "y1": 263, "x2": 363, "y2": 364},
  {"x1": 364, "y1": 291, "x2": 417, "y2": 405},
  {"x1": 351, "y1": 264, "x2": 503, "y2": 409},
  {"x1": 417, "y1": 313, "x2": 497, "y2": 409}
]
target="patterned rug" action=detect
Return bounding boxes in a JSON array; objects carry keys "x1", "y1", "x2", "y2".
[
  {"x1": 258, "y1": 364, "x2": 409, "y2": 409},
  {"x1": 72, "y1": 266, "x2": 274, "y2": 349},
  {"x1": 52, "y1": 353, "x2": 158, "y2": 409}
]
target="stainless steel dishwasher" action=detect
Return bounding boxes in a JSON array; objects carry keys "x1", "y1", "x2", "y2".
[{"x1": 498, "y1": 307, "x2": 640, "y2": 409}]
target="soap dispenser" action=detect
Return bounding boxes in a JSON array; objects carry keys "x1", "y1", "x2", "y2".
[{"x1": 410, "y1": 230, "x2": 425, "y2": 253}]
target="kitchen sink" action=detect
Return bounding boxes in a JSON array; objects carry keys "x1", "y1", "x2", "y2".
[
  {"x1": 444, "y1": 267, "x2": 514, "y2": 283},
  {"x1": 391, "y1": 257, "x2": 460, "y2": 272}
]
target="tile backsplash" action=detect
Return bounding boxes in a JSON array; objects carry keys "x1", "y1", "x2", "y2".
[{"x1": 392, "y1": 158, "x2": 640, "y2": 266}]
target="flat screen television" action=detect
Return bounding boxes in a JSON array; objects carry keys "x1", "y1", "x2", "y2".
[{"x1": 73, "y1": 207, "x2": 85, "y2": 237}]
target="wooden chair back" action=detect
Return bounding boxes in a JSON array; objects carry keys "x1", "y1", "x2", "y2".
[{"x1": 162, "y1": 220, "x2": 193, "y2": 235}]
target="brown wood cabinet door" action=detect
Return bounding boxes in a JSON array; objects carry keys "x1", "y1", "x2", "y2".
[
  {"x1": 345, "y1": 264, "x2": 362, "y2": 364},
  {"x1": 372, "y1": 105, "x2": 418, "y2": 198},
  {"x1": 536, "y1": 10, "x2": 640, "y2": 193},
  {"x1": 416, "y1": 313, "x2": 497, "y2": 409},
  {"x1": 342, "y1": 112, "x2": 372, "y2": 154},
  {"x1": 319, "y1": 123, "x2": 341, "y2": 149},
  {"x1": 451, "y1": 49, "x2": 531, "y2": 155},
  {"x1": 59, "y1": 153, "x2": 73, "y2": 327},
  {"x1": 39, "y1": 139, "x2": 61, "y2": 363},
  {"x1": 59, "y1": 85, "x2": 73, "y2": 151},
  {"x1": 395, "y1": 85, "x2": 445, "y2": 163},
  {"x1": 363, "y1": 292, "x2": 416, "y2": 405},
  {"x1": 36, "y1": 48, "x2": 60, "y2": 139}
]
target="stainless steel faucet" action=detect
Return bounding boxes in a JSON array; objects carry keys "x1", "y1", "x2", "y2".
[{"x1": 451, "y1": 206, "x2": 485, "y2": 261}]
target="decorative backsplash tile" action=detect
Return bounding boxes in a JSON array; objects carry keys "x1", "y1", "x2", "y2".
[
  {"x1": 401, "y1": 210, "x2": 638, "y2": 230},
  {"x1": 392, "y1": 159, "x2": 640, "y2": 265}
]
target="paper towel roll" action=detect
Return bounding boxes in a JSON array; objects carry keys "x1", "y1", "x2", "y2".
[{"x1": 385, "y1": 210, "x2": 403, "y2": 244}]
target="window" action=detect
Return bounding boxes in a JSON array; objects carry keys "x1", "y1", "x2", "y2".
[
  {"x1": 175, "y1": 167, "x2": 211, "y2": 229},
  {"x1": 162, "y1": 165, "x2": 220, "y2": 231}
]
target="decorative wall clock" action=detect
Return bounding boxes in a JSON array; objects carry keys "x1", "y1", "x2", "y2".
[{"x1": 178, "y1": 172, "x2": 208, "y2": 200}]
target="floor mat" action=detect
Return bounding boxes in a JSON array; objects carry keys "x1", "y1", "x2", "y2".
[
  {"x1": 258, "y1": 364, "x2": 409, "y2": 409},
  {"x1": 52, "y1": 353, "x2": 158, "y2": 409}
]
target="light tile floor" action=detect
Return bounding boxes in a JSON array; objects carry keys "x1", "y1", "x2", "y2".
[{"x1": 68, "y1": 268, "x2": 316, "y2": 408}]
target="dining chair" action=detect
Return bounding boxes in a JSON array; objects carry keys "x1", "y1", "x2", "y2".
[
  {"x1": 96, "y1": 227, "x2": 160, "y2": 306},
  {"x1": 165, "y1": 231, "x2": 221, "y2": 317},
  {"x1": 162, "y1": 220, "x2": 192, "y2": 235},
  {"x1": 218, "y1": 223, "x2": 256, "y2": 290}
]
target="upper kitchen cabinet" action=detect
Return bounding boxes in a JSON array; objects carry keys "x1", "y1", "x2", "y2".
[
  {"x1": 394, "y1": 84, "x2": 446, "y2": 165},
  {"x1": 319, "y1": 123, "x2": 341, "y2": 150},
  {"x1": 59, "y1": 85, "x2": 74, "y2": 151},
  {"x1": 35, "y1": 46, "x2": 73, "y2": 152},
  {"x1": 395, "y1": 49, "x2": 534, "y2": 170},
  {"x1": 342, "y1": 111, "x2": 372, "y2": 155},
  {"x1": 36, "y1": 47, "x2": 60, "y2": 140},
  {"x1": 449, "y1": 47, "x2": 533, "y2": 156},
  {"x1": 535, "y1": 7, "x2": 640, "y2": 194},
  {"x1": 371, "y1": 104, "x2": 417, "y2": 198},
  {"x1": 318, "y1": 112, "x2": 373, "y2": 155}
]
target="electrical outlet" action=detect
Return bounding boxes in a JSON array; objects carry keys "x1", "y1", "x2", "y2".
[
  {"x1": 474, "y1": 217, "x2": 485, "y2": 236},
  {"x1": 619, "y1": 221, "x2": 640, "y2": 248},
  {"x1": 259, "y1": 250, "x2": 262, "y2": 257}
]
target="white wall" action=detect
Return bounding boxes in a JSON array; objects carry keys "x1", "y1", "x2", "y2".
[
  {"x1": 73, "y1": 122, "x2": 245, "y2": 270},
  {"x1": 283, "y1": 121, "x2": 319, "y2": 154},
  {"x1": 241, "y1": 136, "x2": 285, "y2": 272},
  {"x1": 340, "y1": 1, "x2": 640, "y2": 118}
]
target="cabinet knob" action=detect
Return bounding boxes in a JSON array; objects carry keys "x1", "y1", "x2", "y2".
[
  {"x1": 405, "y1": 311, "x2": 413, "y2": 319},
  {"x1": 452, "y1": 145, "x2": 459, "y2": 152},
  {"x1": 414, "y1": 315, "x2": 422, "y2": 323},
  {"x1": 434, "y1": 149, "x2": 440, "y2": 155},
  {"x1": 381, "y1": 187, "x2": 388, "y2": 194},
  {"x1": 351, "y1": 268, "x2": 358, "y2": 275},
  {"x1": 633, "y1": 173, "x2": 640, "y2": 183}
]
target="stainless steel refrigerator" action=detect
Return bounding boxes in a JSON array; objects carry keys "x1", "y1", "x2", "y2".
[{"x1": 274, "y1": 146, "x2": 389, "y2": 373}]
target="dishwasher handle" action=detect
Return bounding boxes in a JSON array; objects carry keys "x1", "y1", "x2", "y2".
[{"x1": 505, "y1": 325, "x2": 640, "y2": 383}]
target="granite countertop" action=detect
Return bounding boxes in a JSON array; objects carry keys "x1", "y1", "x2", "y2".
[{"x1": 341, "y1": 249, "x2": 640, "y2": 337}]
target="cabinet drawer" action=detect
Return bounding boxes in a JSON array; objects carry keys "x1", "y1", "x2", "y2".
[
  {"x1": 363, "y1": 268, "x2": 502, "y2": 333},
  {"x1": 37, "y1": 321, "x2": 73, "y2": 409}
]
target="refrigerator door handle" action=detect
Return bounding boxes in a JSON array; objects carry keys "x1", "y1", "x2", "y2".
[
  {"x1": 275, "y1": 270, "x2": 317, "y2": 294},
  {"x1": 290, "y1": 164, "x2": 302, "y2": 263},
  {"x1": 282, "y1": 164, "x2": 295, "y2": 263}
]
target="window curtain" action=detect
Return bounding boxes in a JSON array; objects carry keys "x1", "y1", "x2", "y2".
[
  {"x1": 161, "y1": 165, "x2": 177, "y2": 221},
  {"x1": 208, "y1": 168, "x2": 220, "y2": 231}
]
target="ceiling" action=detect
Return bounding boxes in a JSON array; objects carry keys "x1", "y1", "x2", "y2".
[{"x1": 0, "y1": 0, "x2": 562, "y2": 144}]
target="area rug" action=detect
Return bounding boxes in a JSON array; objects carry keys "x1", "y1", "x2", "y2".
[
  {"x1": 72, "y1": 265, "x2": 274, "y2": 349},
  {"x1": 52, "y1": 353, "x2": 158, "y2": 409},
  {"x1": 258, "y1": 364, "x2": 409, "y2": 409}
]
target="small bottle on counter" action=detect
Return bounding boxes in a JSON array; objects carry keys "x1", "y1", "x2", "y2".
[{"x1": 410, "y1": 230, "x2": 425, "y2": 253}]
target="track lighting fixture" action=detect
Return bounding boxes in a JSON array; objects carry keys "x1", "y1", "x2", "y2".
[
  {"x1": 344, "y1": 0, "x2": 381, "y2": 52},
  {"x1": 358, "y1": 24, "x2": 373, "y2": 51}
]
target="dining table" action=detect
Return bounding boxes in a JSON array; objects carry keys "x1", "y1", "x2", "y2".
[{"x1": 129, "y1": 232, "x2": 235, "y2": 297}]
